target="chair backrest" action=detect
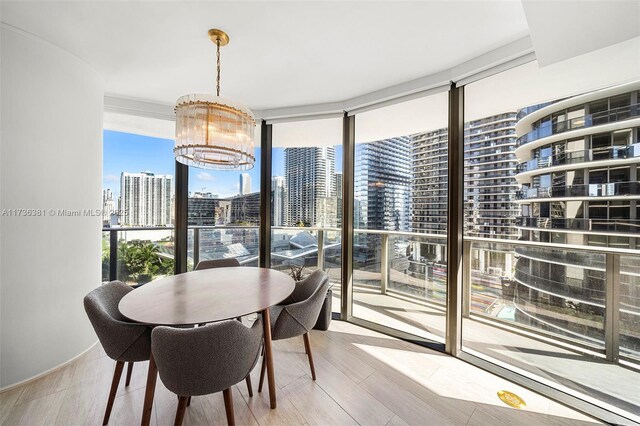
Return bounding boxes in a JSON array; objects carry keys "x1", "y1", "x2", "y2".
[
  {"x1": 283, "y1": 270, "x2": 328, "y2": 304},
  {"x1": 152, "y1": 318, "x2": 263, "y2": 397},
  {"x1": 195, "y1": 258, "x2": 241, "y2": 270},
  {"x1": 83, "y1": 281, "x2": 151, "y2": 362},
  {"x1": 272, "y1": 271, "x2": 330, "y2": 340}
]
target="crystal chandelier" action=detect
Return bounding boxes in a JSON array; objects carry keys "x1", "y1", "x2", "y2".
[{"x1": 174, "y1": 29, "x2": 255, "y2": 170}]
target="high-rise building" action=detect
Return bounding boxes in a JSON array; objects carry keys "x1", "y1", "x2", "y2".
[
  {"x1": 514, "y1": 82, "x2": 640, "y2": 345},
  {"x1": 229, "y1": 192, "x2": 261, "y2": 225},
  {"x1": 334, "y1": 172, "x2": 343, "y2": 199},
  {"x1": 102, "y1": 189, "x2": 115, "y2": 224},
  {"x1": 285, "y1": 147, "x2": 335, "y2": 226},
  {"x1": 239, "y1": 173, "x2": 251, "y2": 195},
  {"x1": 464, "y1": 113, "x2": 520, "y2": 239},
  {"x1": 355, "y1": 137, "x2": 412, "y2": 231},
  {"x1": 315, "y1": 196, "x2": 338, "y2": 228},
  {"x1": 271, "y1": 176, "x2": 287, "y2": 226},
  {"x1": 120, "y1": 171, "x2": 173, "y2": 226},
  {"x1": 188, "y1": 197, "x2": 219, "y2": 226},
  {"x1": 412, "y1": 129, "x2": 449, "y2": 234},
  {"x1": 411, "y1": 112, "x2": 520, "y2": 239},
  {"x1": 334, "y1": 172, "x2": 343, "y2": 227}
]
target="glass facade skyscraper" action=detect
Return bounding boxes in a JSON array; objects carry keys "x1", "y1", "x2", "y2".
[
  {"x1": 285, "y1": 147, "x2": 336, "y2": 226},
  {"x1": 354, "y1": 137, "x2": 412, "y2": 231}
]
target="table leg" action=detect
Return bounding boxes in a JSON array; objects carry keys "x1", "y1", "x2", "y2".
[
  {"x1": 140, "y1": 352, "x2": 158, "y2": 426},
  {"x1": 261, "y1": 308, "x2": 277, "y2": 409}
]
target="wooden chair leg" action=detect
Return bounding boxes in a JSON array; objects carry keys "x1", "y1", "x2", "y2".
[
  {"x1": 245, "y1": 374, "x2": 253, "y2": 397},
  {"x1": 125, "y1": 362, "x2": 134, "y2": 386},
  {"x1": 174, "y1": 396, "x2": 189, "y2": 426},
  {"x1": 303, "y1": 333, "x2": 317, "y2": 380},
  {"x1": 223, "y1": 388, "x2": 235, "y2": 426},
  {"x1": 103, "y1": 360, "x2": 125, "y2": 425},
  {"x1": 257, "y1": 354, "x2": 266, "y2": 392}
]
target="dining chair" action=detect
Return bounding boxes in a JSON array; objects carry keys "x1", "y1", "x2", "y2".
[
  {"x1": 193, "y1": 257, "x2": 255, "y2": 396},
  {"x1": 195, "y1": 258, "x2": 241, "y2": 270},
  {"x1": 84, "y1": 281, "x2": 152, "y2": 425},
  {"x1": 258, "y1": 270, "x2": 330, "y2": 391},
  {"x1": 151, "y1": 318, "x2": 263, "y2": 426}
]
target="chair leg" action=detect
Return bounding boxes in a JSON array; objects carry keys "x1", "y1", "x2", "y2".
[
  {"x1": 258, "y1": 354, "x2": 266, "y2": 392},
  {"x1": 125, "y1": 362, "x2": 134, "y2": 386},
  {"x1": 174, "y1": 396, "x2": 189, "y2": 426},
  {"x1": 245, "y1": 375, "x2": 253, "y2": 397},
  {"x1": 303, "y1": 333, "x2": 317, "y2": 380},
  {"x1": 223, "y1": 388, "x2": 235, "y2": 426},
  {"x1": 103, "y1": 360, "x2": 125, "y2": 425}
]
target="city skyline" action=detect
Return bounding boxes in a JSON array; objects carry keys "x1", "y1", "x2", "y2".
[{"x1": 103, "y1": 130, "x2": 343, "y2": 200}]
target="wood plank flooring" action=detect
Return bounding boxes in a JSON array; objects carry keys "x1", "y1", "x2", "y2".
[{"x1": 0, "y1": 320, "x2": 600, "y2": 425}]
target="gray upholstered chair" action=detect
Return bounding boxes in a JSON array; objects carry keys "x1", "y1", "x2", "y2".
[
  {"x1": 193, "y1": 256, "x2": 255, "y2": 396},
  {"x1": 84, "y1": 281, "x2": 151, "y2": 425},
  {"x1": 152, "y1": 318, "x2": 263, "y2": 426},
  {"x1": 195, "y1": 257, "x2": 241, "y2": 270},
  {"x1": 258, "y1": 270, "x2": 330, "y2": 391}
]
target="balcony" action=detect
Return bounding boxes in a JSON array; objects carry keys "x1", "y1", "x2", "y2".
[
  {"x1": 514, "y1": 216, "x2": 640, "y2": 234},
  {"x1": 515, "y1": 181, "x2": 640, "y2": 200},
  {"x1": 516, "y1": 103, "x2": 640, "y2": 147},
  {"x1": 516, "y1": 143, "x2": 640, "y2": 174}
]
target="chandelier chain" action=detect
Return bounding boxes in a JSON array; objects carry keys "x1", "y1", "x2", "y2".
[{"x1": 216, "y1": 39, "x2": 221, "y2": 97}]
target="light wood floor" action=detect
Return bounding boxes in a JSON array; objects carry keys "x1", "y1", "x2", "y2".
[{"x1": 0, "y1": 320, "x2": 600, "y2": 426}]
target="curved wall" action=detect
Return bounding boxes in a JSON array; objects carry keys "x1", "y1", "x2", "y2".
[{"x1": 0, "y1": 25, "x2": 104, "y2": 387}]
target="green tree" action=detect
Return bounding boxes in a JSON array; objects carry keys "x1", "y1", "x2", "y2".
[{"x1": 118, "y1": 240, "x2": 163, "y2": 284}]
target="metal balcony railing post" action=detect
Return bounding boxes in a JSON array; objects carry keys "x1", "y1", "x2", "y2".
[
  {"x1": 317, "y1": 229, "x2": 324, "y2": 271},
  {"x1": 109, "y1": 229, "x2": 118, "y2": 281},
  {"x1": 605, "y1": 253, "x2": 621, "y2": 363},
  {"x1": 462, "y1": 240, "x2": 472, "y2": 318},
  {"x1": 380, "y1": 233, "x2": 389, "y2": 295},
  {"x1": 193, "y1": 228, "x2": 200, "y2": 269}
]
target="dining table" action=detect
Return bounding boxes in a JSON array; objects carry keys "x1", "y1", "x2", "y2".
[{"x1": 118, "y1": 266, "x2": 296, "y2": 426}]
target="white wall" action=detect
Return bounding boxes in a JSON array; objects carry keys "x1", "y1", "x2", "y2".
[{"x1": 0, "y1": 25, "x2": 104, "y2": 387}]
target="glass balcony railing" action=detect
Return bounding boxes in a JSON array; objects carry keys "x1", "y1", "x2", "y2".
[
  {"x1": 516, "y1": 103, "x2": 640, "y2": 147},
  {"x1": 515, "y1": 216, "x2": 640, "y2": 234},
  {"x1": 102, "y1": 226, "x2": 640, "y2": 368},
  {"x1": 516, "y1": 181, "x2": 640, "y2": 200},
  {"x1": 464, "y1": 237, "x2": 640, "y2": 364},
  {"x1": 516, "y1": 143, "x2": 640, "y2": 173},
  {"x1": 190, "y1": 226, "x2": 260, "y2": 269}
]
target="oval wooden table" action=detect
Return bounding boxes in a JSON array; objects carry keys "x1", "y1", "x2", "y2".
[{"x1": 119, "y1": 267, "x2": 295, "y2": 426}]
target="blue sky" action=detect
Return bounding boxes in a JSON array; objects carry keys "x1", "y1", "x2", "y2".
[{"x1": 103, "y1": 130, "x2": 342, "y2": 198}]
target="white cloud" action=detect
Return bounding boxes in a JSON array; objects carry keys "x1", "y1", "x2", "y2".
[
  {"x1": 196, "y1": 172, "x2": 216, "y2": 182},
  {"x1": 104, "y1": 174, "x2": 119, "y2": 183}
]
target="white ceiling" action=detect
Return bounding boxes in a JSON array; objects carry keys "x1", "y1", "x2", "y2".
[
  {"x1": 0, "y1": 1, "x2": 531, "y2": 110},
  {"x1": 522, "y1": 0, "x2": 640, "y2": 67}
]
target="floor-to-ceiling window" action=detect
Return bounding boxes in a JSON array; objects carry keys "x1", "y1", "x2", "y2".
[
  {"x1": 102, "y1": 130, "x2": 176, "y2": 285},
  {"x1": 350, "y1": 93, "x2": 449, "y2": 344},
  {"x1": 185, "y1": 141, "x2": 262, "y2": 270},
  {"x1": 271, "y1": 117, "x2": 343, "y2": 315},
  {"x1": 461, "y1": 57, "x2": 640, "y2": 421}
]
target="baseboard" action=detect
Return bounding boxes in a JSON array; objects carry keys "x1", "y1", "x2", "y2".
[{"x1": 0, "y1": 340, "x2": 99, "y2": 393}]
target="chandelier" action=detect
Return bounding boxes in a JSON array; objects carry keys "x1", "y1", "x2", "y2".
[{"x1": 174, "y1": 29, "x2": 255, "y2": 170}]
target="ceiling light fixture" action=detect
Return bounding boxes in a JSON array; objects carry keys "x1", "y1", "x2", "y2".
[{"x1": 174, "y1": 29, "x2": 255, "y2": 170}]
